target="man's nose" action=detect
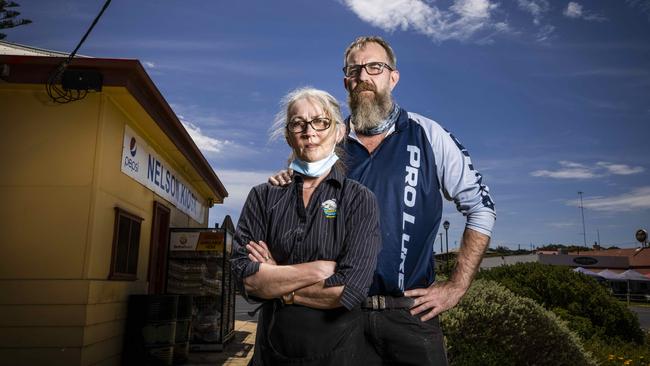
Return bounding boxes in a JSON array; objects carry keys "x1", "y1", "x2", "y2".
[{"x1": 357, "y1": 66, "x2": 373, "y2": 82}]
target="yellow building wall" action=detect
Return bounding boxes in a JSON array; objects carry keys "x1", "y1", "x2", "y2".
[
  {"x1": 0, "y1": 84, "x2": 212, "y2": 366},
  {"x1": 0, "y1": 86, "x2": 99, "y2": 279}
]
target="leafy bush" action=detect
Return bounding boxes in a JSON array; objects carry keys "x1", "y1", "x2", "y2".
[
  {"x1": 583, "y1": 330, "x2": 650, "y2": 366},
  {"x1": 441, "y1": 279, "x2": 596, "y2": 366},
  {"x1": 477, "y1": 262, "x2": 644, "y2": 344}
]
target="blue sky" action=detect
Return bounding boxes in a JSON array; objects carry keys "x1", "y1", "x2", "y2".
[{"x1": 6, "y1": 0, "x2": 650, "y2": 249}]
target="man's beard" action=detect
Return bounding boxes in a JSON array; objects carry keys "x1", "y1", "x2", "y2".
[{"x1": 348, "y1": 81, "x2": 393, "y2": 133}]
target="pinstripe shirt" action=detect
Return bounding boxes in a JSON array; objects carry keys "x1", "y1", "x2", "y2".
[{"x1": 231, "y1": 165, "x2": 381, "y2": 310}]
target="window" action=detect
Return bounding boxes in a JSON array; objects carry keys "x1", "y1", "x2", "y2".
[{"x1": 109, "y1": 207, "x2": 143, "y2": 280}]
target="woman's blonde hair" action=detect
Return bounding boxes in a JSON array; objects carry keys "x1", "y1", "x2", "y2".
[
  {"x1": 270, "y1": 87, "x2": 346, "y2": 166},
  {"x1": 270, "y1": 87, "x2": 344, "y2": 141}
]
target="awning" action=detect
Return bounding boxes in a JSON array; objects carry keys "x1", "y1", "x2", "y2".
[
  {"x1": 620, "y1": 269, "x2": 650, "y2": 281},
  {"x1": 573, "y1": 267, "x2": 604, "y2": 279},
  {"x1": 597, "y1": 269, "x2": 626, "y2": 281}
]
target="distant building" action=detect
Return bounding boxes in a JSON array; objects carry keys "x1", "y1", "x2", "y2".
[
  {"x1": 538, "y1": 247, "x2": 650, "y2": 276},
  {"x1": 0, "y1": 41, "x2": 227, "y2": 365},
  {"x1": 480, "y1": 254, "x2": 539, "y2": 270}
]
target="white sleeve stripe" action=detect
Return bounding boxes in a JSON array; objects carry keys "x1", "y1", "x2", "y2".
[{"x1": 407, "y1": 112, "x2": 496, "y2": 236}]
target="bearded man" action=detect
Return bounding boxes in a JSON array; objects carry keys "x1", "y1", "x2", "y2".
[{"x1": 262, "y1": 36, "x2": 496, "y2": 365}]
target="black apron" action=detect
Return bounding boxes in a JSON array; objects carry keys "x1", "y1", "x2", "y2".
[{"x1": 250, "y1": 300, "x2": 362, "y2": 366}]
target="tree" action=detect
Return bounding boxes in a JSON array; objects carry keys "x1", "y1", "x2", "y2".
[{"x1": 0, "y1": 1, "x2": 32, "y2": 40}]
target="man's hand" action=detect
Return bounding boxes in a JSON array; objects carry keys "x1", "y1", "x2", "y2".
[
  {"x1": 268, "y1": 169, "x2": 293, "y2": 186},
  {"x1": 405, "y1": 228, "x2": 490, "y2": 321},
  {"x1": 404, "y1": 280, "x2": 467, "y2": 321}
]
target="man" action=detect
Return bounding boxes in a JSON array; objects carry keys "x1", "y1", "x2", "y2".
[{"x1": 263, "y1": 36, "x2": 496, "y2": 365}]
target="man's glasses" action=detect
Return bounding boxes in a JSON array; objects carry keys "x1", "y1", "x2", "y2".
[
  {"x1": 342, "y1": 62, "x2": 394, "y2": 77},
  {"x1": 286, "y1": 117, "x2": 332, "y2": 133}
]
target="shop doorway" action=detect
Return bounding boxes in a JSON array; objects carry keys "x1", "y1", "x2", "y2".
[{"x1": 148, "y1": 201, "x2": 170, "y2": 294}]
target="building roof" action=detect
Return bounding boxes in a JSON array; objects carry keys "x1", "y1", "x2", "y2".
[
  {"x1": 570, "y1": 247, "x2": 650, "y2": 267},
  {"x1": 0, "y1": 52, "x2": 228, "y2": 201},
  {"x1": 0, "y1": 40, "x2": 81, "y2": 57}
]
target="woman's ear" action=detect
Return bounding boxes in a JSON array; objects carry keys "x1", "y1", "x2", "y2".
[{"x1": 285, "y1": 133, "x2": 294, "y2": 149}]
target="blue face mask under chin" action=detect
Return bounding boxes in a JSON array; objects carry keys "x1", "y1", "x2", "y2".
[{"x1": 289, "y1": 151, "x2": 339, "y2": 178}]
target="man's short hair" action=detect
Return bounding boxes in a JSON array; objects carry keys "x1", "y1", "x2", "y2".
[{"x1": 343, "y1": 36, "x2": 397, "y2": 69}]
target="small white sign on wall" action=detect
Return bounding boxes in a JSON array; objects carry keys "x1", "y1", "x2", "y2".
[{"x1": 120, "y1": 125, "x2": 205, "y2": 223}]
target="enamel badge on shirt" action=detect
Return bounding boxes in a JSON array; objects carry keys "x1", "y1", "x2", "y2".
[{"x1": 321, "y1": 199, "x2": 337, "y2": 218}]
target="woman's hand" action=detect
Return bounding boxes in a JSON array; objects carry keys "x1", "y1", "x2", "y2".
[{"x1": 247, "y1": 240, "x2": 277, "y2": 265}]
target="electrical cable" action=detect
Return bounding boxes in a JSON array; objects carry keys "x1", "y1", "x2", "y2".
[{"x1": 46, "y1": 0, "x2": 112, "y2": 103}]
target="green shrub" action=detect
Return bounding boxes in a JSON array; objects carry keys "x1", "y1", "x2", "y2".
[
  {"x1": 441, "y1": 279, "x2": 596, "y2": 366},
  {"x1": 583, "y1": 330, "x2": 650, "y2": 366},
  {"x1": 477, "y1": 262, "x2": 644, "y2": 344}
]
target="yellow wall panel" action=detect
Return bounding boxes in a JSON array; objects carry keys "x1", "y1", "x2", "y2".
[
  {"x1": 0, "y1": 186, "x2": 90, "y2": 279},
  {"x1": 0, "y1": 347, "x2": 82, "y2": 366},
  {"x1": 0, "y1": 280, "x2": 89, "y2": 305},
  {"x1": 0, "y1": 304, "x2": 86, "y2": 326},
  {"x1": 0, "y1": 326, "x2": 84, "y2": 347},
  {"x1": 0, "y1": 88, "x2": 99, "y2": 186},
  {"x1": 82, "y1": 321, "x2": 123, "y2": 346},
  {"x1": 82, "y1": 342, "x2": 121, "y2": 366},
  {"x1": 86, "y1": 280, "x2": 147, "y2": 305},
  {"x1": 85, "y1": 302, "x2": 127, "y2": 326}
]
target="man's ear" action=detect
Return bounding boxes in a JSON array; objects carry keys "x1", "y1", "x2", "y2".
[
  {"x1": 389, "y1": 70, "x2": 400, "y2": 91},
  {"x1": 335, "y1": 124, "x2": 345, "y2": 143}
]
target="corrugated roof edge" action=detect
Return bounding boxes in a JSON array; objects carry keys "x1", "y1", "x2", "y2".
[
  {"x1": 0, "y1": 40, "x2": 89, "y2": 57},
  {"x1": 0, "y1": 54, "x2": 228, "y2": 201}
]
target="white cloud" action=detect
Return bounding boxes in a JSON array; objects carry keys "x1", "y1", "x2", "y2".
[
  {"x1": 143, "y1": 61, "x2": 156, "y2": 69},
  {"x1": 564, "y1": 2, "x2": 582, "y2": 18},
  {"x1": 531, "y1": 160, "x2": 598, "y2": 179},
  {"x1": 209, "y1": 169, "x2": 277, "y2": 224},
  {"x1": 531, "y1": 160, "x2": 645, "y2": 179},
  {"x1": 597, "y1": 162, "x2": 645, "y2": 175},
  {"x1": 626, "y1": 0, "x2": 650, "y2": 21},
  {"x1": 535, "y1": 24, "x2": 555, "y2": 42},
  {"x1": 341, "y1": 0, "x2": 507, "y2": 43},
  {"x1": 516, "y1": 0, "x2": 557, "y2": 42},
  {"x1": 518, "y1": 0, "x2": 549, "y2": 25},
  {"x1": 563, "y1": 2, "x2": 607, "y2": 21},
  {"x1": 566, "y1": 187, "x2": 650, "y2": 212},
  {"x1": 180, "y1": 119, "x2": 232, "y2": 153}
]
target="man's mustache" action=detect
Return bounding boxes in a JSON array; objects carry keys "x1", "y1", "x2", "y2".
[{"x1": 352, "y1": 82, "x2": 376, "y2": 95}]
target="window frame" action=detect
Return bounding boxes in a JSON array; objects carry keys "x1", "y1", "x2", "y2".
[{"x1": 109, "y1": 207, "x2": 144, "y2": 281}]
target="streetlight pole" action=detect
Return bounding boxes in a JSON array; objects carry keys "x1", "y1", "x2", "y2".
[
  {"x1": 443, "y1": 220, "x2": 450, "y2": 271},
  {"x1": 578, "y1": 191, "x2": 587, "y2": 251},
  {"x1": 438, "y1": 233, "x2": 444, "y2": 273}
]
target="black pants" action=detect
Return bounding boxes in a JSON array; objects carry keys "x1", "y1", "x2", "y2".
[
  {"x1": 250, "y1": 301, "x2": 362, "y2": 366},
  {"x1": 355, "y1": 308, "x2": 449, "y2": 366}
]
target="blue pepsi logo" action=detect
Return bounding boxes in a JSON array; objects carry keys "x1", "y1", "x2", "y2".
[{"x1": 129, "y1": 137, "x2": 137, "y2": 157}]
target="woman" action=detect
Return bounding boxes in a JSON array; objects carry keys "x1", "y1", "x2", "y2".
[{"x1": 231, "y1": 87, "x2": 381, "y2": 365}]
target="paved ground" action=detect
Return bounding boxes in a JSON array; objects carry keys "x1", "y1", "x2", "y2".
[
  {"x1": 186, "y1": 296, "x2": 258, "y2": 365},
  {"x1": 630, "y1": 306, "x2": 650, "y2": 330}
]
